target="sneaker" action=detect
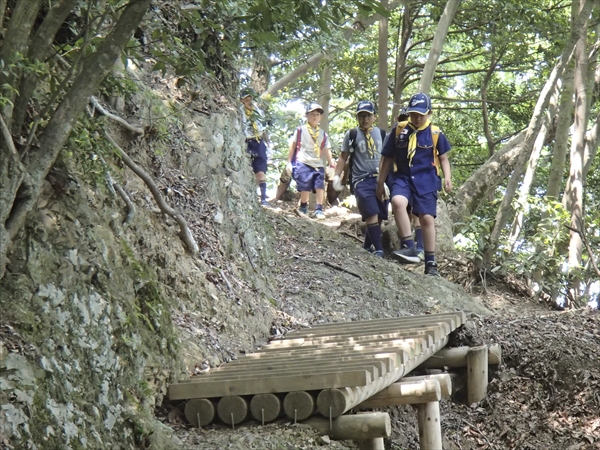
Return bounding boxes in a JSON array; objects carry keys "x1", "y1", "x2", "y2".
[
  {"x1": 392, "y1": 247, "x2": 421, "y2": 264},
  {"x1": 298, "y1": 206, "x2": 308, "y2": 215},
  {"x1": 373, "y1": 250, "x2": 384, "y2": 258},
  {"x1": 416, "y1": 248, "x2": 425, "y2": 262},
  {"x1": 314, "y1": 210, "x2": 325, "y2": 220},
  {"x1": 424, "y1": 261, "x2": 440, "y2": 276},
  {"x1": 364, "y1": 245, "x2": 375, "y2": 254},
  {"x1": 261, "y1": 200, "x2": 271, "y2": 208}
]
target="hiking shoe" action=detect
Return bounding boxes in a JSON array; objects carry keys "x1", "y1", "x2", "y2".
[
  {"x1": 314, "y1": 210, "x2": 325, "y2": 220},
  {"x1": 424, "y1": 261, "x2": 440, "y2": 276},
  {"x1": 298, "y1": 206, "x2": 308, "y2": 215},
  {"x1": 416, "y1": 248, "x2": 425, "y2": 262},
  {"x1": 373, "y1": 250, "x2": 384, "y2": 258},
  {"x1": 392, "y1": 247, "x2": 421, "y2": 264}
]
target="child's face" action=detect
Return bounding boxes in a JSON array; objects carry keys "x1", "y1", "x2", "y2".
[
  {"x1": 357, "y1": 112, "x2": 375, "y2": 129},
  {"x1": 306, "y1": 111, "x2": 322, "y2": 128},
  {"x1": 409, "y1": 112, "x2": 430, "y2": 127},
  {"x1": 241, "y1": 96, "x2": 252, "y2": 107}
]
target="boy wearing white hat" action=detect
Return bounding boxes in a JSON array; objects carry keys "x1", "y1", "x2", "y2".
[{"x1": 286, "y1": 102, "x2": 335, "y2": 219}]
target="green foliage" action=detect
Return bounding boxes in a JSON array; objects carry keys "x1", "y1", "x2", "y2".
[{"x1": 64, "y1": 116, "x2": 115, "y2": 185}]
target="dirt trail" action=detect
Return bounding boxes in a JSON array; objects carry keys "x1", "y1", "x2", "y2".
[{"x1": 162, "y1": 203, "x2": 600, "y2": 450}]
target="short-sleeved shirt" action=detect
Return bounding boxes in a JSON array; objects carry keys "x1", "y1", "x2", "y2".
[
  {"x1": 341, "y1": 127, "x2": 385, "y2": 185},
  {"x1": 241, "y1": 103, "x2": 267, "y2": 140},
  {"x1": 290, "y1": 125, "x2": 331, "y2": 168},
  {"x1": 381, "y1": 123, "x2": 451, "y2": 195}
]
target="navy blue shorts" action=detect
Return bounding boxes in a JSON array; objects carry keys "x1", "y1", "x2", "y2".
[
  {"x1": 389, "y1": 175, "x2": 438, "y2": 217},
  {"x1": 353, "y1": 177, "x2": 389, "y2": 221},
  {"x1": 293, "y1": 161, "x2": 325, "y2": 192},
  {"x1": 246, "y1": 139, "x2": 267, "y2": 174}
]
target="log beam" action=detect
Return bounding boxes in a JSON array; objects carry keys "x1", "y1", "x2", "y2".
[
  {"x1": 417, "y1": 343, "x2": 501, "y2": 369},
  {"x1": 304, "y1": 412, "x2": 391, "y2": 440},
  {"x1": 356, "y1": 379, "x2": 440, "y2": 409},
  {"x1": 184, "y1": 398, "x2": 215, "y2": 427},
  {"x1": 249, "y1": 393, "x2": 281, "y2": 424}
]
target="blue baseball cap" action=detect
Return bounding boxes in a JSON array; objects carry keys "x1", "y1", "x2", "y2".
[
  {"x1": 406, "y1": 93, "x2": 432, "y2": 115},
  {"x1": 306, "y1": 102, "x2": 324, "y2": 114},
  {"x1": 356, "y1": 100, "x2": 375, "y2": 114}
]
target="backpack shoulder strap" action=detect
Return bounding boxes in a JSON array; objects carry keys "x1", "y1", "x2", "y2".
[
  {"x1": 320, "y1": 131, "x2": 328, "y2": 150},
  {"x1": 431, "y1": 125, "x2": 441, "y2": 176},
  {"x1": 295, "y1": 126, "x2": 302, "y2": 153},
  {"x1": 292, "y1": 126, "x2": 302, "y2": 163},
  {"x1": 379, "y1": 128, "x2": 387, "y2": 142},
  {"x1": 348, "y1": 128, "x2": 358, "y2": 153}
]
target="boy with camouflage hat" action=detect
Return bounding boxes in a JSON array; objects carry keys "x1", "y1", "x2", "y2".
[
  {"x1": 240, "y1": 87, "x2": 270, "y2": 206},
  {"x1": 377, "y1": 93, "x2": 452, "y2": 276},
  {"x1": 286, "y1": 102, "x2": 335, "y2": 219},
  {"x1": 332, "y1": 100, "x2": 388, "y2": 257}
]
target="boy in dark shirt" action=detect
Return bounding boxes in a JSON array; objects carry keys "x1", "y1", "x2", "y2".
[{"x1": 377, "y1": 93, "x2": 452, "y2": 276}]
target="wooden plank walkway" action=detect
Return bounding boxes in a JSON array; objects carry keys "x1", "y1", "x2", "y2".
[{"x1": 168, "y1": 311, "x2": 466, "y2": 426}]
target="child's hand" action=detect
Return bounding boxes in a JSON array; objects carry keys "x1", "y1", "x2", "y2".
[
  {"x1": 444, "y1": 178, "x2": 452, "y2": 192},
  {"x1": 332, "y1": 175, "x2": 343, "y2": 192}
]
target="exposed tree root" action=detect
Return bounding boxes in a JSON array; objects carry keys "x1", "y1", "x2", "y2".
[{"x1": 105, "y1": 132, "x2": 199, "y2": 256}]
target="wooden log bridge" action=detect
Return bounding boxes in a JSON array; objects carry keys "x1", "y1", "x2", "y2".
[{"x1": 169, "y1": 311, "x2": 467, "y2": 428}]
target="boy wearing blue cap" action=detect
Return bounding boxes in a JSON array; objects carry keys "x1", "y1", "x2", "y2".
[
  {"x1": 287, "y1": 102, "x2": 335, "y2": 219},
  {"x1": 240, "y1": 88, "x2": 270, "y2": 206},
  {"x1": 377, "y1": 93, "x2": 452, "y2": 276},
  {"x1": 396, "y1": 105, "x2": 424, "y2": 259},
  {"x1": 332, "y1": 100, "x2": 388, "y2": 257}
]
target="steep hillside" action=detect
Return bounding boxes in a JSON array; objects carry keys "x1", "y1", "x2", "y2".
[{"x1": 2, "y1": 74, "x2": 598, "y2": 450}]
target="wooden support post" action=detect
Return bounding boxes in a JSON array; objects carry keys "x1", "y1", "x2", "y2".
[
  {"x1": 418, "y1": 344, "x2": 501, "y2": 369},
  {"x1": 467, "y1": 345, "x2": 488, "y2": 405},
  {"x1": 357, "y1": 379, "x2": 440, "y2": 409},
  {"x1": 356, "y1": 437, "x2": 385, "y2": 450},
  {"x1": 249, "y1": 393, "x2": 281, "y2": 424},
  {"x1": 304, "y1": 412, "x2": 391, "y2": 440},
  {"x1": 184, "y1": 398, "x2": 215, "y2": 427},
  {"x1": 417, "y1": 401, "x2": 442, "y2": 450},
  {"x1": 283, "y1": 391, "x2": 315, "y2": 422},
  {"x1": 217, "y1": 395, "x2": 248, "y2": 425}
]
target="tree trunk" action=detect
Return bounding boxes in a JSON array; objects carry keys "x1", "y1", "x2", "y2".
[
  {"x1": 0, "y1": 0, "x2": 152, "y2": 280},
  {"x1": 0, "y1": 0, "x2": 43, "y2": 127},
  {"x1": 418, "y1": 0, "x2": 461, "y2": 94},
  {"x1": 484, "y1": 0, "x2": 593, "y2": 264},
  {"x1": 318, "y1": 60, "x2": 333, "y2": 133},
  {"x1": 11, "y1": 0, "x2": 80, "y2": 135},
  {"x1": 546, "y1": 66, "x2": 574, "y2": 200},
  {"x1": 378, "y1": 0, "x2": 389, "y2": 129},
  {"x1": 564, "y1": 0, "x2": 590, "y2": 301},
  {"x1": 508, "y1": 101, "x2": 557, "y2": 249},
  {"x1": 391, "y1": 1, "x2": 413, "y2": 124}
]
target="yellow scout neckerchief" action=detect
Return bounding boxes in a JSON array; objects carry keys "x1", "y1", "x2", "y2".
[
  {"x1": 244, "y1": 105, "x2": 261, "y2": 140},
  {"x1": 307, "y1": 125, "x2": 321, "y2": 157},
  {"x1": 361, "y1": 127, "x2": 375, "y2": 157},
  {"x1": 407, "y1": 119, "x2": 431, "y2": 167}
]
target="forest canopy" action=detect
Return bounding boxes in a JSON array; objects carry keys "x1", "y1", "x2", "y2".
[{"x1": 0, "y1": 0, "x2": 599, "y2": 307}]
